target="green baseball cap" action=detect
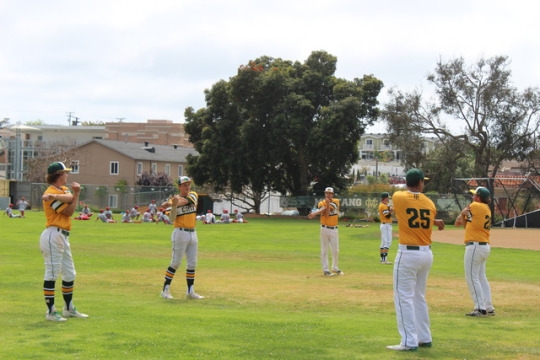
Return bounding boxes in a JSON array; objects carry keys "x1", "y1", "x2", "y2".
[
  {"x1": 177, "y1": 176, "x2": 192, "y2": 185},
  {"x1": 47, "y1": 162, "x2": 72, "y2": 175},
  {"x1": 405, "y1": 169, "x2": 429, "y2": 184},
  {"x1": 471, "y1": 187, "x2": 490, "y2": 201},
  {"x1": 381, "y1": 192, "x2": 390, "y2": 199}
]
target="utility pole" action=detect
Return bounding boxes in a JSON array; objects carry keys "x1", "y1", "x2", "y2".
[{"x1": 66, "y1": 112, "x2": 75, "y2": 126}]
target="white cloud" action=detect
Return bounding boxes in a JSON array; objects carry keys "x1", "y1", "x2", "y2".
[{"x1": 1, "y1": 0, "x2": 539, "y2": 126}]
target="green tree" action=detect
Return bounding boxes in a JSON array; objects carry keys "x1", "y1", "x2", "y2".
[
  {"x1": 80, "y1": 120, "x2": 104, "y2": 126},
  {"x1": 0, "y1": 117, "x2": 10, "y2": 128},
  {"x1": 185, "y1": 51, "x2": 383, "y2": 213},
  {"x1": 25, "y1": 119, "x2": 46, "y2": 125},
  {"x1": 383, "y1": 55, "x2": 540, "y2": 189},
  {"x1": 421, "y1": 137, "x2": 474, "y2": 193}
]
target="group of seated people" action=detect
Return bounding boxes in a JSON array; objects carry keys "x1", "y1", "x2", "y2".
[
  {"x1": 69, "y1": 201, "x2": 248, "y2": 225},
  {"x1": 202, "y1": 209, "x2": 248, "y2": 224},
  {"x1": 121, "y1": 205, "x2": 172, "y2": 225}
]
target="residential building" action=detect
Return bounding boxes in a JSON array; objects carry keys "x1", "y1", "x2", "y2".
[
  {"x1": 67, "y1": 139, "x2": 196, "y2": 186},
  {"x1": 0, "y1": 120, "x2": 193, "y2": 182},
  {"x1": 26, "y1": 139, "x2": 199, "y2": 211},
  {"x1": 353, "y1": 133, "x2": 438, "y2": 181},
  {"x1": 105, "y1": 119, "x2": 191, "y2": 147},
  {"x1": 0, "y1": 124, "x2": 105, "y2": 181}
]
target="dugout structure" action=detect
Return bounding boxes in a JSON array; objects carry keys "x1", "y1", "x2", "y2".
[{"x1": 453, "y1": 175, "x2": 540, "y2": 228}]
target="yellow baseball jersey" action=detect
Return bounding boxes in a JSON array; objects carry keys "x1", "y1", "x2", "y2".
[
  {"x1": 378, "y1": 202, "x2": 393, "y2": 224},
  {"x1": 317, "y1": 198, "x2": 340, "y2": 227},
  {"x1": 464, "y1": 201, "x2": 491, "y2": 243},
  {"x1": 43, "y1": 185, "x2": 72, "y2": 230},
  {"x1": 172, "y1": 191, "x2": 198, "y2": 229},
  {"x1": 392, "y1": 190, "x2": 437, "y2": 246}
]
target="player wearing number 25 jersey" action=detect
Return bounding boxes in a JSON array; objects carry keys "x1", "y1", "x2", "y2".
[
  {"x1": 392, "y1": 190, "x2": 436, "y2": 246},
  {"x1": 387, "y1": 169, "x2": 444, "y2": 352}
]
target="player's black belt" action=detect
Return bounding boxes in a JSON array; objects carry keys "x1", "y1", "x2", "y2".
[
  {"x1": 56, "y1": 228, "x2": 70, "y2": 236},
  {"x1": 177, "y1": 228, "x2": 195, "y2": 232},
  {"x1": 321, "y1": 225, "x2": 338, "y2": 229},
  {"x1": 399, "y1": 245, "x2": 431, "y2": 251},
  {"x1": 466, "y1": 242, "x2": 488, "y2": 246}
]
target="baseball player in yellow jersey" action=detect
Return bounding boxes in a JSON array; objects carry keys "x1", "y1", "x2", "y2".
[
  {"x1": 160, "y1": 176, "x2": 204, "y2": 299},
  {"x1": 40, "y1": 162, "x2": 89, "y2": 322},
  {"x1": 308, "y1": 187, "x2": 344, "y2": 276},
  {"x1": 378, "y1": 192, "x2": 393, "y2": 264},
  {"x1": 387, "y1": 169, "x2": 444, "y2": 352},
  {"x1": 455, "y1": 186, "x2": 495, "y2": 317}
]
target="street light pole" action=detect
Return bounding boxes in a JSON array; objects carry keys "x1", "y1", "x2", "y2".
[{"x1": 14, "y1": 122, "x2": 21, "y2": 181}]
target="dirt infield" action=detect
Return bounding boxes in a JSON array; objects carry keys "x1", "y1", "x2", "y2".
[{"x1": 431, "y1": 227, "x2": 540, "y2": 250}]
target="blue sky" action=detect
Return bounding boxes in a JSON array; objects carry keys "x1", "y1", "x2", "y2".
[{"x1": 1, "y1": 0, "x2": 539, "y2": 133}]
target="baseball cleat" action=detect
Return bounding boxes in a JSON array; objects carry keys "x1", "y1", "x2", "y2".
[
  {"x1": 63, "y1": 306, "x2": 89, "y2": 318},
  {"x1": 418, "y1": 342, "x2": 432, "y2": 348},
  {"x1": 186, "y1": 292, "x2": 204, "y2": 299},
  {"x1": 386, "y1": 344, "x2": 418, "y2": 351},
  {"x1": 160, "y1": 289, "x2": 174, "y2": 299},
  {"x1": 487, "y1": 310, "x2": 495, "y2": 316},
  {"x1": 333, "y1": 269, "x2": 345, "y2": 275},
  {"x1": 465, "y1": 309, "x2": 487, "y2": 316},
  {"x1": 323, "y1": 271, "x2": 335, "y2": 276},
  {"x1": 46, "y1": 311, "x2": 67, "y2": 322}
]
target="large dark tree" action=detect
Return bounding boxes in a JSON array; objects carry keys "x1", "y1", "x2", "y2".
[
  {"x1": 382, "y1": 55, "x2": 540, "y2": 192},
  {"x1": 185, "y1": 51, "x2": 383, "y2": 213}
]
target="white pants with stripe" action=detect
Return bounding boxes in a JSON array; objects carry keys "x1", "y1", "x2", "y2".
[
  {"x1": 464, "y1": 243, "x2": 493, "y2": 311},
  {"x1": 169, "y1": 228, "x2": 199, "y2": 270},
  {"x1": 392, "y1": 245, "x2": 433, "y2": 347},
  {"x1": 379, "y1": 223, "x2": 393, "y2": 248},
  {"x1": 320, "y1": 227, "x2": 339, "y2": 272},
  {"x1": 40, "y1": 227, "x2": 76, "y2": 282}
]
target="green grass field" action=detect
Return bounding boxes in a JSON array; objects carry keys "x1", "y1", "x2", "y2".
[{"x1": 1, "y1": 212, "x2": 539, "y2": 359}]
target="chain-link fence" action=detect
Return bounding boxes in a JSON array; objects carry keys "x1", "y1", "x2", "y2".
[
  {"x1": 278, "y1": 192, "x2": 540, "y2": 225},
  {"x1": 31, "y1": 184, "x2": 176, "y2": 212},
  {"x1": 30, "y1": 183, "x2": 540, "y2": 224}
]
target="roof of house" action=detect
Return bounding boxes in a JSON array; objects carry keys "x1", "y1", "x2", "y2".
[
  {"x1": 465, "y1": 174, "x2": 540, "y2": 191},
  {"x1": 84, "y1": 139, "x2": 198, "y2": 162}
]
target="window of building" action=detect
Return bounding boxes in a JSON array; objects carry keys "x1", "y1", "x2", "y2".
[
  {"x1": 178, "y1": 165, "x2": 184, "y2": 178},
  {"x1": 71, "y1": 160, "x2": 80, "y2": 174},
  {"x1": 165, "y1": 164, "x2": 170, "y2": 176},
  {"x1": 364, "y1": 139, "x2": 374, "y2": 150},
  {"x1": 136, "y1": 162, "x2": 143, "y2": 176},
  {"x1": 151, "y1": 163, "x2": 157, "y2": 174},
  {"x1": 110, "y1": 161, "x2": 119, "y2": 175},
  {"x1": 109, "y1": 194, "x2": 118, "y2": 208}
]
